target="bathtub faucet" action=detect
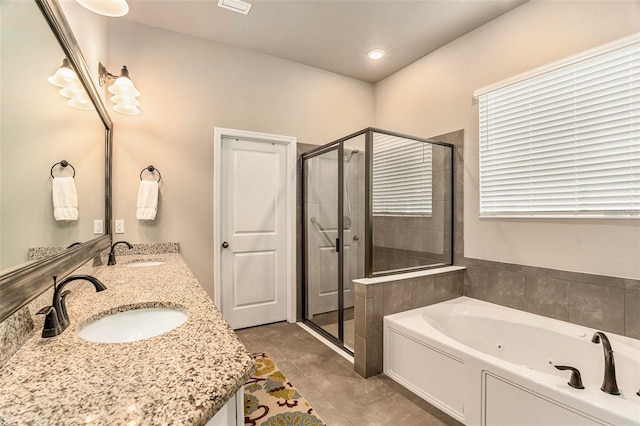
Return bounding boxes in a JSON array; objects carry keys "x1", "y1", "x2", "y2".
[{"x1": 591, "y1": 332, "x2": 620, "y2": 395}]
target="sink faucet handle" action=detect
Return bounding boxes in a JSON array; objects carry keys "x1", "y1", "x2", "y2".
[
  {"x1": 37, "y1": 306, "x2": 62, "y2": 338},
  {"x1": 554, "y1": 365, "x2": 585, "y2": 389}
]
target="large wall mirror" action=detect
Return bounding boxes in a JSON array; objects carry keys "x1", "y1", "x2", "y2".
[{"x1": 0, "y1": 0, "x2": 112, "y2": 322}]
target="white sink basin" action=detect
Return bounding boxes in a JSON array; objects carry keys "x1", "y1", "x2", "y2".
[
  {"x1": 78, "y1": 307, "x2": 188, "y2": 343},
  {"x1": 125, "y1": 260, "x2": 165, "y2": 267}
]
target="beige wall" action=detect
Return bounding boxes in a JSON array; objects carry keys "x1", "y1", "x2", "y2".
[
  {"x1": 107, "y1": 20, "x2": 374, "y2": 299},
  {"x1": 374, "y1": 1, "x2": 640, "y2": 279}
]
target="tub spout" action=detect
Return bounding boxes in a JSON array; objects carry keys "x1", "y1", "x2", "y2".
[{"x1": 591, "y1": 331, "x2": 620, "y2": 395}]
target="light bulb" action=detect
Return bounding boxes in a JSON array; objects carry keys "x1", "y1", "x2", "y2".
[
  {"x1": 113, "y1": 104, "x2": 141, "y2": 115},
  {"x1": 108, "y1": 76, "x2": 140, "y2": 98},
  {"x1": 68, "y1": 97, "x2": 94, "y2": 110},
  {"x1": 111, "y1": 95, "x2": 140, "y2": 107},
  {"x1": 59, "y1": 83, "x2": 85, "y2": 99},
  {"x1": 48, "y1": 59, "x2": 79, "y2": 87},
  {"x1": 75, "y1": 0, "x2": 129, "y2": 17},
  {"x1": 367, "y1": 49, "x2": 385, "y2": 60}
]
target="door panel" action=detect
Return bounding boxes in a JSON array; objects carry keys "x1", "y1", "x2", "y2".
[
  {"x1": 304, "y1": 148, "x2": 339, "y2": 342},
  {"x1": 305, "y1": 150, "x2": 339, "y2": 322},
  {"x1": 221, "y1": 137, "x2": 287, "y2": 329},
  {"x1": 233, "y1": 149, "x2": 278, "y2": 234},
  {"x1": 232, "y1": 251, "x2": 276, "y2": 308}
]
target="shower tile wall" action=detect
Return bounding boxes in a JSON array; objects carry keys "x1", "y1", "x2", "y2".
[{"x1": 354, "y1": 269, "x2": 465, "y2": 378}]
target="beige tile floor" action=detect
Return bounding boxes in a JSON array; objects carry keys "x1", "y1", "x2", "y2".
[{"x1": 236, "y1": 321, "x2": 463, "y2": 426}]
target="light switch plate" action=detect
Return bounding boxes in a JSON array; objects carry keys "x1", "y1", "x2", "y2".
[
  {"x1": 93, "y1": 220, "x2": 104, "y2": 234},
  {"x1": 115, "y1": 219, "x2": 125, "y2": 234}
]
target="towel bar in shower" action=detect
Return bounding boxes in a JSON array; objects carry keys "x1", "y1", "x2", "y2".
[{"x1": 310, "y1": 217, "x2": 337, "y2": 249}]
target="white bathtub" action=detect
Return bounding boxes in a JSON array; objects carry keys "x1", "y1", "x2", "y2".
[{"x1": 383, "y1": 296, "x2": 640, "y2": 426}]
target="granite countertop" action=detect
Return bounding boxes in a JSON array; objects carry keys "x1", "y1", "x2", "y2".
[{"x1": 0, "y1": 253, "x2": 255, "y2": 425}]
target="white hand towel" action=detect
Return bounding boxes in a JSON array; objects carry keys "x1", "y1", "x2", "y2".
[
  {"x1": 137, "y1": 180, "x2": 158, "y2": 220},
  {"x1": 52, "y1": 177, "x2": 78, "y2": 221}
]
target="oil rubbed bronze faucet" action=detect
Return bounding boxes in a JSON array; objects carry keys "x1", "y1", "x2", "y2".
[
  {"x1": 591, "y1": 331, "x2": 620, "y2": 395},
  {"x1": 107, "y1": 240, "x2": 133, "y2": 265},
  {"x1": 37, "y1": 275, "x2": 107, "y2": 338}
]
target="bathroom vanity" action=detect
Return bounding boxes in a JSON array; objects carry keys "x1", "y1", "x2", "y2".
[{"x1": 0, "y1": 252, "x2": 255, "y2": 425}]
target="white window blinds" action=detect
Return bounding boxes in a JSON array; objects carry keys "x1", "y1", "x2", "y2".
[
  {"x1": 372, "y1": 133, "x2": 432, "y2": 216},
  {"x1": 477, "y1": 36, "x2": 640, "y2": 218}
]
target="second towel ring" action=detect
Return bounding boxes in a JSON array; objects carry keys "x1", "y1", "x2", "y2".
[
  {"x1": 50, "y1": 160, "x2": 75, "y2": 178},
  {"x1": 140, "y1": 165, "x2": 161, "y2": 182}
]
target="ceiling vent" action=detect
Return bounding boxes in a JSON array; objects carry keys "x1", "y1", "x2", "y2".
[{"x1": 218, "y1": 0, "x2": 252, "y2": 15}]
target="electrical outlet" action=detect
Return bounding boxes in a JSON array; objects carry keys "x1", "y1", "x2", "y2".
[
  {"x1": 93, "y1": 220, "x2": 104, "y2": 234},
  {"x1": 115, "y1": 219, "x2": 125, "y2": 234}
]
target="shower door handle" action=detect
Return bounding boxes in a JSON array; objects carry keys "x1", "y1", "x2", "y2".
[
  {"x1": 335, "y1": 238, "x2": 340, "y2": 252},
  {"x1": 221, "y1": 241, "x2": 229, "y2": 249}
]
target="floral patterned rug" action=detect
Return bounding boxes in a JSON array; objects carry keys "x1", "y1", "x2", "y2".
[{"x1": 244, "y1": 352, "x2": 325, "y2": 426}]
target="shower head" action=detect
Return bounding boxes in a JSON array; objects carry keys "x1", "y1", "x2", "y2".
[{"x1": 345, "y1": 149, "x2": 360, "y2": 162}]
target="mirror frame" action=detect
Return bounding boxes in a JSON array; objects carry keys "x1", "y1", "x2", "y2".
[{"x1": 0, "y1": 0, "x2": 112, "y2": 323}]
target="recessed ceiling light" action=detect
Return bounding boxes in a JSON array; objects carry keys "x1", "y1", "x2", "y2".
[
  {"x1": 218, "y1": 0, "x2": 252, "y2": 15},
  {"x1": 367, "y1": 49, "x2": 385, "y2": 60}
]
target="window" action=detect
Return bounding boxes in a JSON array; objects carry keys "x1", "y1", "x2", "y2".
[
  {"x1": 476, "y1": 34, "x2": 640, "y2": 218},
  {"x1": 372, "y1": 133, "x2": 432, "y2": 216}
]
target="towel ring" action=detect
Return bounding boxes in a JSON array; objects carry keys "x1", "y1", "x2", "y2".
[
  {"x1": 140, "y1": 165, "x2": 161, "y2": 182},
  {"x1": 50, "y1": 160, "x2": 75, "y2": 178}
]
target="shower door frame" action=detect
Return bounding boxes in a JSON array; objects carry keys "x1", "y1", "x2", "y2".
[
  {"x1": 301, "y1": 129, "x2": 367, "y2": 354},
  {"x1": 301, "y1": 127, "x2": 456, "y2": 354},
  {"x1": 365, "y1": 128, "x2": 456, "y2": 277}
]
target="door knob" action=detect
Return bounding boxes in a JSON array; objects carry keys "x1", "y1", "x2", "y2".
[{"x1": 221, "y1": 242, "x2": 229, "y2": 249}]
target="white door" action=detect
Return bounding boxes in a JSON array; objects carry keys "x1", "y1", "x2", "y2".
[{"x1": 220, "y1": 137, "x2": 288, "y2": 329}]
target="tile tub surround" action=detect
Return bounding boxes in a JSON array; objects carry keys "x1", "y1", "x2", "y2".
[
  {"x1": 353, "y1": 267, "x2": 465, "y2": 378},
  {"x1": 463, "y1": 257, "x2": 640, "y2": 339},
  {"x1": 0, "y1": 253, "x2": 255, "y2": 425}
]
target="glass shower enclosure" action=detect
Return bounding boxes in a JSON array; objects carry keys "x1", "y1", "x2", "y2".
[{"x1": 301, "y1": 128, "x2": 454, "y2": 354}]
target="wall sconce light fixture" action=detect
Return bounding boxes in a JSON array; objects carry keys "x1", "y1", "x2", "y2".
[
  {"x1": 99, "y1": 62, "x2": 141, "y2": 115},
  {"x1": 75, "y1": 0, "x2": 129, "y2": 17},
  {"x1": 48, "y1": 59, "x2": 94, "y2": 110}
]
